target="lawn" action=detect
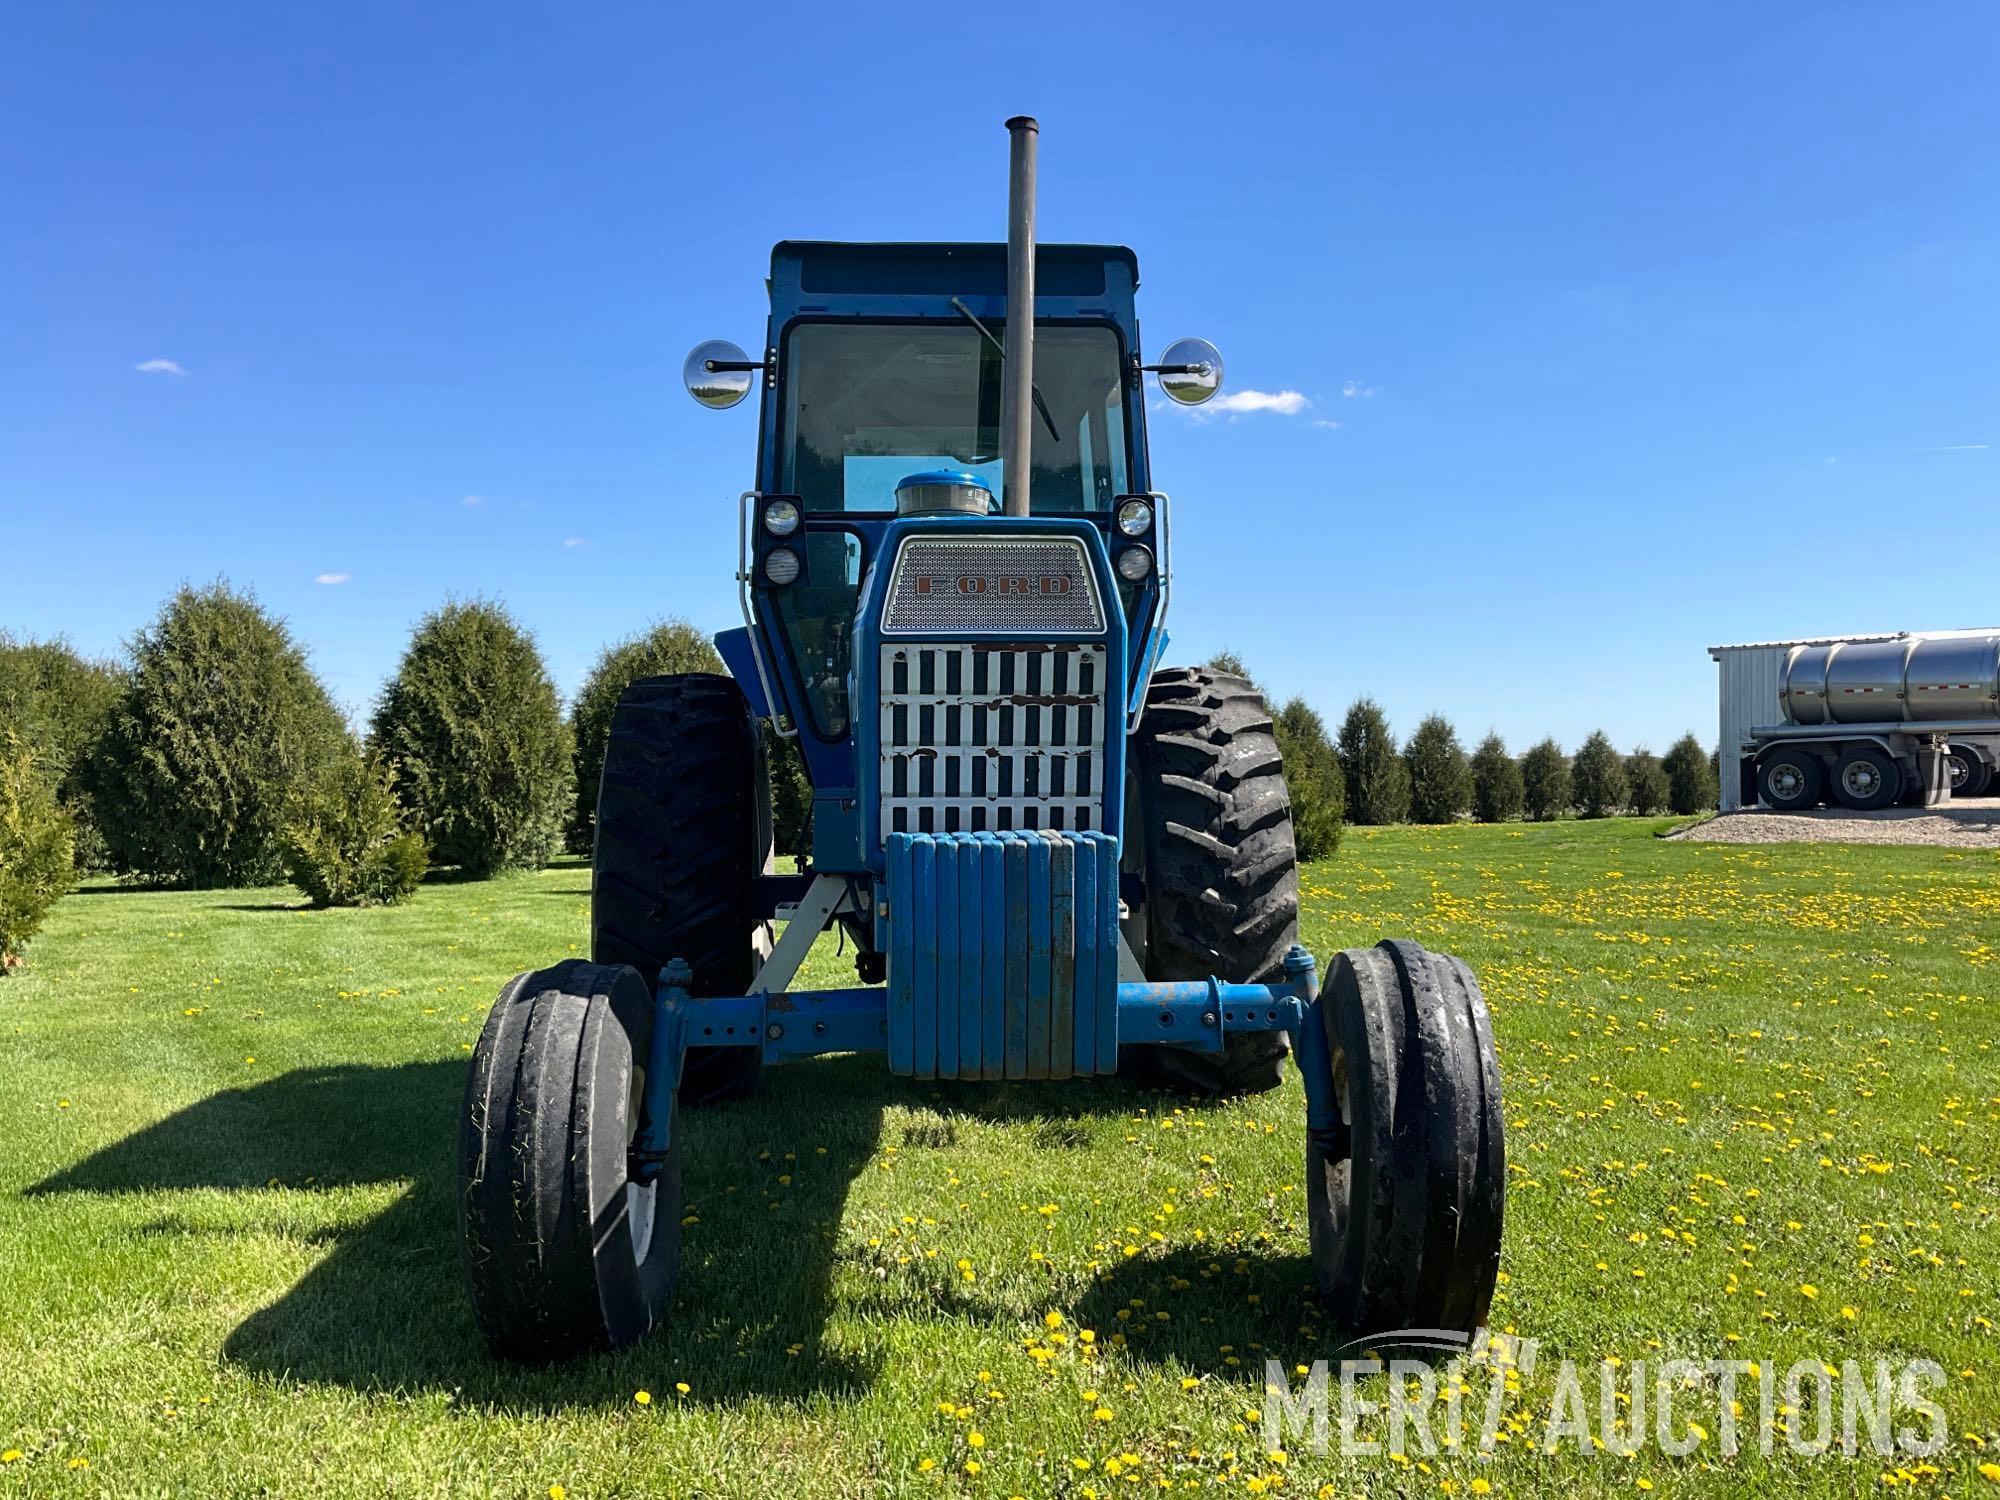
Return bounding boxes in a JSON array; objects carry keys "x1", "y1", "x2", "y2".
[{"x1": 1, "y1": 820, "x2": 1994, "y2": 1498}]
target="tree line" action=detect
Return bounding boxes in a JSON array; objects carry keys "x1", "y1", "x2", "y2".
[
  {"x1": 1209, "y1": 651, "x2": 1719, "y2": 861},
  {"x1": 1, "y1": 582, "x2": 740, "y2": 968}
]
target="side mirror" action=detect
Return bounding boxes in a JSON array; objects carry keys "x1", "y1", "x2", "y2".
[
  {"x1": 1149, "y1": 337, "x2": 1224, "y2": 406},
  {"x1": 683, "y1": 340, "x2": 758, "y2": 410}
]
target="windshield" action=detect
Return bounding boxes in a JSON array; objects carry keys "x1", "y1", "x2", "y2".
[{"x1": 780, "y1": 322, "x2": 1129, "y2": 512}]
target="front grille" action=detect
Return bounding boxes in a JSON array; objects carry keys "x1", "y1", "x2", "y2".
[
  {"x1": 880, "y1": 643, "x2": 1107, "y2": 837},
  {"x1": 883, "y1": 536, "x2": 1103, "y2": 635}
]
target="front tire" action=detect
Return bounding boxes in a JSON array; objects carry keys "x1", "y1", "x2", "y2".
[
  {"x1": 1306, "y1": 941, "x2": 1504, "y2": 1340},
  {"x1": 458, "y1": 960, "x2": 679, "y2": 1361},
  {"x1": 1757, "y1": 748, "x2": 1823, "y2": 811},
  {"x1": 1126, "y1": 667, "x2": 1300, "y2": 1096},
  {"x1": 593, "y1": 674, "x2": 770, "y2": 1106}
]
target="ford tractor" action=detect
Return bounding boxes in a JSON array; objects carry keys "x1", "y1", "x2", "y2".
[{"x1": 456, "y1": 118, "x2": 1505, "y2": 1362}]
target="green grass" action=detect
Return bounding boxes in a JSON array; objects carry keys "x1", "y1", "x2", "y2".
[{"x1": 1, "y1": 822, "x2": 1995, "y2": 1497}]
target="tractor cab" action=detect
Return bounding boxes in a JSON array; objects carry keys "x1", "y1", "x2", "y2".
[{"x1": 698, "y1": 240, "x2": 1219, "y2": 873}]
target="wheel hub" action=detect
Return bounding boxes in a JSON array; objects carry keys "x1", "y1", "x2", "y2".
[{"x1": 1843, "y1": 763, "x2": 1881, "y2": 797}]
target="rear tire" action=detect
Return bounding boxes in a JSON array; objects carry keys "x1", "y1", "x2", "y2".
[
  {"x1": 593, "y1": 674, "x2": 770, "y2": 1106},
  {"x1": 1305, "y1": 941, "x2": 1504, "y2": 1341},
  {"x1": 1948, "y1": 745, "x2": 1993, "y2": 798},
  {"x1": 1126, "y1": 667, "x2": 1299, "y2": 1096},
  {"x1": 1831, "y1": 745, "x2": 1900, "y2": 811},
  {"x1": 1757, "y1": 748, "x2": 1823, "y2": 811},
  {"x1": 458, "y1": 960, "x2": 679, "y2": 1361}
]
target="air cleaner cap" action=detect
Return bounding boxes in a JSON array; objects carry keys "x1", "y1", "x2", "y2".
[{"x1": 895, "y1": 470, "x2": 995, "y2": 517}]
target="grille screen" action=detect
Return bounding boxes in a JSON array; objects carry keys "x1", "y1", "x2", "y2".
[
  {"x1": 880, "y1": 643, "x2": 1107, "y2": 837},
  {"x1": 883, "y1": 537, "x2": 1103, "y2": 635}
]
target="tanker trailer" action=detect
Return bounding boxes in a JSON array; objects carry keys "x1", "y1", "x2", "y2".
[{"x1": 1738, "y1": 631, "x2": 2000, "y2": 811}]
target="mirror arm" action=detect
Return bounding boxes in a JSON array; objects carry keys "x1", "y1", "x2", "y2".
[
  {"x1": 1142, "y1": 362, "x2": 1209, "y2": 376},
  {"x1": 704, "y1": 358, "x2": 766, "y2": 373}
]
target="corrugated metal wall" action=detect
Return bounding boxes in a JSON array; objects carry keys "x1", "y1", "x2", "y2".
[{"x1": 1714, "y1": 647, "x2": 1785, "y2": 810}]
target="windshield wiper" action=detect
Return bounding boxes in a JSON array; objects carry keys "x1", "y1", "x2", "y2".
[{"x1": 950, "y1": 297, "x2": 1060, "y2": 444}]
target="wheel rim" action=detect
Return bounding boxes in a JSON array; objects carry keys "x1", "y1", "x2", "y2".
[
  {"x1": 1770, "y1": 763, "x2": 1804, "y2": 800},
  {"x1": 1948, "y1": 755, "x2": 1969, "y2": 789},
  {"x1": 1842, "y1": 762, "x2": 1881, "y2": 799},
  {"x1": 626, "y1": 1064, "x2": 658, "y2": 1266}
]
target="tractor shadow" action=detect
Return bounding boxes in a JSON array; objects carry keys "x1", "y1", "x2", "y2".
[
  {"x1": 27, "y1": 1056, "x2": 888, "y2": 1411},
  {"x1": 1069, "y1": 1242, "x2": 1336, "y2": 1379}
]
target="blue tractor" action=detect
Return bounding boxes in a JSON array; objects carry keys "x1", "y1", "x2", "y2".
[{"x1": 456, "y1": 118, "x2": 1504, "y2": 1361}]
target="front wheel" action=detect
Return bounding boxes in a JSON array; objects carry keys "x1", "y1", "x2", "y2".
[
  {"x1": 458, "y1": 960, "x2": 680, "y2": 1361},
  {"x1": 1757, "y1": 748, "x2": 1823, "y2": 811},
  {"x1": 1306, "y1": 940, "x2": 1504, "y2": 1340},
  {"x1": 1125, "y1": 667, "x2": 1300, "y2": 1096}
]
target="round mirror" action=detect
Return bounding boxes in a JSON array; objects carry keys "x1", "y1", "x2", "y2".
[
  {"x1": 1156, "y1": 337, "x2": 1224, "y2": 406},
  {"x1": 683, "y1": 340, "x2": 755, "y2": 410}
]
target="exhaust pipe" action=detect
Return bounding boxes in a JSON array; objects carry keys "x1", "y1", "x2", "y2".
[{"x1": 1001, "y1": 115, "x2": 1037, "y2": 518}]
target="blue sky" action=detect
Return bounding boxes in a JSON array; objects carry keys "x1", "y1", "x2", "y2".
[{"x1": 4, "y1": 2, "x2": 1995, "y2": 753}]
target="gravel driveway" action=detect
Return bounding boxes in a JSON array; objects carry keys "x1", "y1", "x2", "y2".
[{"x1": 1670, "y1": 795, "x2": 2000, "y2": 847}]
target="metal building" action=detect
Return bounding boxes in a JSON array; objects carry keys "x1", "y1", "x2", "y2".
[{"x1": 1709, "y1": 629, "x2": 2000, "y2": 811}]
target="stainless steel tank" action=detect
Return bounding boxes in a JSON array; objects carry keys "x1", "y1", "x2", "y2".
[{"x1": 1782, "y1": 634, "x2": 2000, "y2": 725}]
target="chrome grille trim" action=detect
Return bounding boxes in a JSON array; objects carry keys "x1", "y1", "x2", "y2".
[
  {"x1": 882, "y1": 536, "x2": 1104, "y2": 635},
  {"x1": 880, "y1": 643, "x2": 1108, "y2": 836}
]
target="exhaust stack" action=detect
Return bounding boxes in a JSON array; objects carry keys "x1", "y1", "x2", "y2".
[{"x1": 1001, "y1": 115, "x2": 1038, "y2": 519}]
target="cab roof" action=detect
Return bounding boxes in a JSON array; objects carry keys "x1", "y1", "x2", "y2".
[{"x1": 770, "y1": 241, "x2": 1140, "y2": 300}]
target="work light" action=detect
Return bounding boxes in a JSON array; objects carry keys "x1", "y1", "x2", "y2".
[
  {"x1": 1114, "y1": 498, "x2": 1153, "y2": 537},
  {"x1": 763, "y1": 499, "x2": 801, "y2": 537},
  {"x1": 762, "y1": 547, "x2": 802, "y2": 586}
]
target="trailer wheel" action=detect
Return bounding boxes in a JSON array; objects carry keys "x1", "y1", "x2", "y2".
[
  {"x1": 1757, "y1": 748, "x2": 1823, "y2": 811},
  {"x1": 1948, "y1": 745, "x2": 1993, "y2": 798},
  {"x1": 593, "y1": 674, "x2": 770, "y2": 1106},
  {"x1": 1831, "y1": 745, "x2": 1901, "y2": 811},
  {"x1": 458, "y1": 960, "x2": 679, "y2": 1361},
  {"x1": 1305, "y1": 941, "x2": 1504, "y2": 1338},
  {"x1": 1125, "y1": 667, "x2": 1299, "y2": 1096}
]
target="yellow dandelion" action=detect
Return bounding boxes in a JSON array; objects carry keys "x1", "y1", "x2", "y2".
[
  {"x1": 968, "y1": 1432, "x2": 985, "y2": 1448},
  {"x1": 633, "y1": 1389, "x2": 652, "y2": 1405},
  {"x1": 965, "y1": 1459, "x2": 983, "y2": 1475},
  {"x1": 1045, "y1": 1310, "x2": 1064, "y2": 1329},
  {"x1": 918, "y1": 1457, "x2": 936, "y2": 1473},
  {"x1": 1093, "y1": 1406, "x2": 1114, "y2": 1422},
  {"x1": 1471, "y1": 1481, "x2": 1492, "y2": 1496},
  {"x1": 1, "y1": 1450, "x2": 22, "y2": 1463},
  {"x1": 550, "y1": 1487, "x2": 567, "y2": 1500},
  {"x1": 1799, "y1": 1284, "x2": 1818, "y2": 1299},
  {"x1": 675, "y1": 1381, "x2": 690, "y2": 1395}
]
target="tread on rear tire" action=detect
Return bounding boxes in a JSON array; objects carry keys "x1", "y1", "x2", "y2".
[
  {"x1": 592, "y1": 674, "x2": 769, "y2": 1106},
  {"x1": 1126, "y1": 666, "x2": 1300, "y2": 1096}
]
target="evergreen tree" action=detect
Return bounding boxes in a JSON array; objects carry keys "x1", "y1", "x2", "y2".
[
  {"x1": 1663, "y1": 732, "x2": 1720, "y2": 815},
  {"x1": 1521, "y1": 738, "x2": 1572, "y2": 821},
  {"x1": 371, "y1": 599, "x2": 569, "y2": 876},
  {"x1": 1572, "y1": 730, "x2": 1628, "y2": 819},
  {"x1": 1624, "y1": 747, "x2": 1670, "y2": 816},
  {"x1": 1337, "y1": 697, "x2": 1409, "y2": 825},
  {"x1": 1469, "y1": 732, "x2": 1525, "y2": 823},
  {"x1": 0, "y1": 634, "x2": 124, "y2": 869},
  {"x1": 87, "y1": 582, "x2": 345, "y2": 886},
  {"x1": 1273, "y1": 696, "x2": 1345, "y2": 860},
  {"x1": 1404, "y1": 713, "x2": 1471, "y2": 824}
]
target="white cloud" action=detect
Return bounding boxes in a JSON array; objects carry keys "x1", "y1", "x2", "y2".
[
  {"x1": 134, "y1": 358, "x2": 185, "y2": 376},
  {"x1": 562, "y1": 537, "x2": 587, "y2": 548},
  {"x1": 1341, "y1": 380, "x2": 1376, "y2": 398},
  {"x1": 315, "y1": 572, "x2": 351, "y2": 585},
  {"x1": 461, "y1": 494, "x2": 484, "y2": 508},
  {"x1": 1205, "y1": 389, "x2": 1311, "y2": 416},
  {"x1": 1312, "y1": 419, "x2": 1342, "y2": 430}
]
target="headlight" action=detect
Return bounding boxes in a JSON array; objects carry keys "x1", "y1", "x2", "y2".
[
  {"x1": 762, "y1": 547, "x2": 802, "y2": 586},
  {"x1": 1115, "y1": 498, "x2": 1153, "y2": 537},
  {"x1": 1115, "y1": 545, "x2": 1155, "y2": 583},
  {"x1": 762, "y1": 498, "x2": 801, "y2": 537}
]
